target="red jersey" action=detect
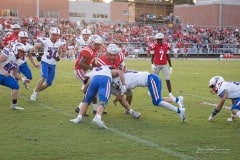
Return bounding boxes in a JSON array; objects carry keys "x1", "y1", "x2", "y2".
[
  {"x1": 148, "y1": 42, "x2": 170, "y2": 65},
  {"x1": 2, "y1": 33, "x2": 18, "y2": 46},
  {"x1": 74, "y1": 46, "x2": 97, "y2": 70},
  {"x1": 97, "y1": 52, "x2": 125, "y2": 70}
]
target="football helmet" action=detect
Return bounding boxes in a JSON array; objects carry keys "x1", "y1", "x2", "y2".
[
  {"x1": 81, "y1": 29, "x2": 92, "y2": 35},
  {"x1": 50, "y1": 27, "x2": 60, "y2": 35},
  {"x1": 107, "y1": 44, "x2": 120, "y2": 55},
  {"x1": 209, "y1": 76, "x2": 224, "y2": 88},
  {"x1": 18, "y1": 31, "x2": 29, "y2": 38},
  {"x1": 13, "y1": 43, "x2": 26, "y2": 54},
  {"x1": 11, "y1": 23, "x2": 21, "y2": 29},
  {"x1": 89, "y1": 35, "x2": 103, "y2": 45},
  {"x1": 155, "y1": 33, "x2": 164, "y2": 39},
  {"x1": 112, "y1": 77, "x2": 122, "y2": 89}
]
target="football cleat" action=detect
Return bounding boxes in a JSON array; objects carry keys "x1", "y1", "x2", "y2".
[
  {"x1": 30, "y1": 91, "x2": 38, "y2": 101},
  {"x1": 178, "y1": 108, "x2": 186, "y2": 123},
  {"x1": 10, "y1": 104, "x2": 24, "y2": 110},
  {"x1": 70, "y1": 117, "x2": 82, "y2": 124},
  {"x1": 30, "y1": 94, "x2": 37, "y2": 101},
  {"x1": 92, "y1": 116, "x2": 107, "y2": 129},
  {"x1": 131, "y1": 111, "x2": 141, "y2": 119},
  {"x1": 177, "y1": 96, "x2": 184, "y2": 108}
]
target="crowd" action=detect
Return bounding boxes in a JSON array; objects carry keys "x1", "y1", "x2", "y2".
[{"x1": 1, "y1": 17, "x2": 240, "y2": 57}]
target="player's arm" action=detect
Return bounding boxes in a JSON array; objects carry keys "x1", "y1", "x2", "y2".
[
  {"x1": 55, "y1": 46, "x2": 62, "y2": 61},
  {"x1": 33, "y1": 42, "x2": 43, "y2": 61},
  {"x1": 79, "y1": 56, "x2": 92, "y2": 70},
  {"x1": 112, "y1": 69, "x2": 126, "y2": 95},
  {"x1": 208, "y1": 91, "x2": 228, "y2": 121},
  {"x1": 27, "y1": 52, "x2": 40, "y2": 68},
  {"x1": 166, "y1": 53, "x2": 172, "y2": 67},
  {"x1": 12, "y1": 68, "x2": 30, "y2": 83}
]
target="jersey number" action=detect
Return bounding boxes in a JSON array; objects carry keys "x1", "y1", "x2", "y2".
[{"x1": 46, "y1": 49, "x2": 58, "y2": 59}]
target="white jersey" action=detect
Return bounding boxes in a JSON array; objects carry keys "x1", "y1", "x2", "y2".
[
  {"x1": 75, "y1": 37, "x2": 89, "y2": 52},
  {"x1": 37, "y1": 37, "x2": 63, "y2": 65},
  {"x1": 0, "y1": 48, "x2": 20, "y2": 73},
  {"x1": 124, "y1": 71, "x2": 150, "y2": 89},
  {"x1": 86, "y1": 66, "x2": 112, "y2": 80},
  {"x1": 217, "y1": 81, "x2": 240, "y2": 99}
]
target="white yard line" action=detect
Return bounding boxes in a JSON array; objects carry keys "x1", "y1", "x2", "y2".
[{"x1": 201, "y1": 101, "x2": 231, "y2": 110}]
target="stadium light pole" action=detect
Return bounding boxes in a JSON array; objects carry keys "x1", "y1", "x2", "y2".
[
  {"x1": 36, "y1": 0, "x2": 39, "y2": 18},
  {"x1": 219, "y1": 0, "x2": 222, "y2": 29}
]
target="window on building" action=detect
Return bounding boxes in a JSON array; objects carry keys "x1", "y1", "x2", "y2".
[
  {"x1": 92, "y1": 14, "x2": 108, "y2": 19},
  {"x1": 40, "y1": 10, "x2": 59, "y2": 19},
  {"x1": 0, "y1": 9, "x2": 18, "y2": 17}
]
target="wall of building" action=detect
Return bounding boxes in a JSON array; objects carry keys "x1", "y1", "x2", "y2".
[
  {"x1": 69, "y1": 1, "x2": 110, "y2": 23},
  {"x1": 0, "y1": 0, "x2": 69, "y2": 19},
  {"x1": 110, "y1": 2, "x2": 128, "y2": 23},
  {"x1": 174, "y1": 3, "x2": 240, "y2": 27}
]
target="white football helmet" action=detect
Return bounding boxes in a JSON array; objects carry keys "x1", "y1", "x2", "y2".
[
  {"x1": 155, "y1": 33, "x2": 164, "y2": 39},
  {"x1": 107, "y1": 44, "x2": 120, "y2": 55},
  {"x1": 112, "y1": 77, "x2": 122, "y2": 89},
  {"x1": 81, "y1": 29, "x2": 91, "y2": 35},
  {"x1": 18, "y1": 31, "x2": 29, "y2": 38},
  {"x1": 209, "y1": 76, "x2": 225, "y2": 87},
  {"x1": 11, "y1": 23, "x2": 21, "y2": 29},
  {"x1": 89, "y1": 35, "x2": 103, "y2": 45},
  {"x1": 50, "y1": 27, "x2": 60, "y2": 35},
  {"x1": 13, "y1": 43, "x2": 26, "y2": 54}
]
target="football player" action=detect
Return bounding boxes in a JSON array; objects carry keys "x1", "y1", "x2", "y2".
[
  {"x1": 97, "y1": 43, "x2": 140, "y2": 118},
  {"x1": 73, "y1": 28, "x2": 91, "y2": 58},
  {"x1": 70, "y1": 66, "x2": 127, "y2": 129},
  {"x1": 30, "y1": 27, "x2": 64, "y2": 101},
  {"x1": 73, "y1": 35, "x2": 103, "y2": 115},
  {"x1": 112, "y1": 70, "x2": 186, "y2": 123},
  {"x1": 0, "y1": 43, "x2": 30, "y2": 110},
  {"x1": 148, "y1": 32, "x2": 174, "y2": 98},
  {"x1": 208, "y1": 76, "x2": 240, "y2": 122}
]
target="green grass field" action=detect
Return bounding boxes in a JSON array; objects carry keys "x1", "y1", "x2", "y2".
[{"x1": 0, "y1": 58, "x2": 240, "y2": 160}]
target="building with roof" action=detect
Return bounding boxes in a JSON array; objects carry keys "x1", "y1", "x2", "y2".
[{"x1": 174, "y1": 0, "x2": 240, "y2": 27}]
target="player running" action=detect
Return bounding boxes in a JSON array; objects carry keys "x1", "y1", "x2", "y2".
[{"x1": 30, "y1": 27, "x2": 64, "y2": 101}]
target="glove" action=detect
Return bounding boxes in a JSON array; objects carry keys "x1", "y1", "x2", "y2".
[
  {"x1": 21, "y1": 77, "x2": 27, "y2": 82},
  {"x1": 151, "y1": 64, "x2": 156, "y2": 71},
  {"x1": 36, "y1": 54, "x2": 42, "y2": 61},
  {"x1": 208, "y1": 114, "x2": 213, "y2": 121},
  {"x1": 169, "y1": 67, "x2": 173, "y2": 75},
  {"x1": 120, "y1": 85, "x2": 127, "y2": 95},
  {"x1": 55, "y1": 56, "x2": 60, "y2": 61}
]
